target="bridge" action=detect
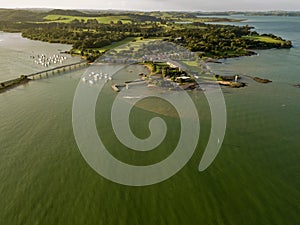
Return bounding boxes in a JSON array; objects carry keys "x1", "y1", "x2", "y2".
[
  {"x1": 27, "y1": 61, "x2": 89, "y2": 79},
  {"x1": 0, "y1": 60, "x2": 89, "y2": 93}
]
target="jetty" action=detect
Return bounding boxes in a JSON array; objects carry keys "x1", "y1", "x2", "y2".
[
  {"x1": 111, "y1": 84, "x2": 126, "y2": 92},
  {"x1": 0, "y1": 61, "x2": 88, "y2": 93},
  {"x1": 112, "y1": 80, "x2": 146, "y2": 92}
]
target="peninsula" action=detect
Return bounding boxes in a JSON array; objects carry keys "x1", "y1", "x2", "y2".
[
  {"x1": 0, "y1": 9, "x2": 293, "y2": 92},
  {"x1": 0, "y1": 9, "x2": 292, "y2": 62}
]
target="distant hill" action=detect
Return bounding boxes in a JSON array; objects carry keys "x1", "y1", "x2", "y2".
[
  {"x1": 48, "y1": 9, "x2": 88, "y2": 16},
  {"x1": 0, "y1": 9, "x2": 95, "y2": 22},
  {"x1": 0, "y1": 9, "x2": 45, "y2": 22},
  {"x1": 195, "y1": 11, "x2": 300, "y2": 17},
  {"x1": 47, "y1": 9, "x2": 122, "y2": 17}
]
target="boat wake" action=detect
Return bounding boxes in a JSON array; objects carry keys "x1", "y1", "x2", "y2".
[{"x1": 123, "y1": 96, "x2": 142, "y2": 99}]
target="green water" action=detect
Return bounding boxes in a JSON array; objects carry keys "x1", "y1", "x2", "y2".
[{"x1": 0, "y1": 16, "x2": 300, "y2": 225}]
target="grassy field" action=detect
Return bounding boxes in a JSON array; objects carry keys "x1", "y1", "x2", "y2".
[
  {"x1": 97, "y1": 37, "x2": 139, "y2": 53},
  {"x1": 243, "y1": 35, "x2": 286, "y2": 44},
  {"x1": 72, "y1": 37, "x2": 138, "y2": 54},
  {"x1": 148, "y1": 12, "x2": 174, "y2": 19},
  {"x1": 74, "y1": 37, "x2": 166, "y2": 57},
  {"x1": 113, "y1": 38, "x2": 164, "y2": 53},
  {"x1": 43, "y1": 14, "x2": 132, "y2": 24},
  {"x1": 180, "y1": 60, "x2": 215, "y2": 80}
]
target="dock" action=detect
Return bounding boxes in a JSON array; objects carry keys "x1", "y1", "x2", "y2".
[{"x1": 111, "y1": 80, "x2": 146, "y2": 92}]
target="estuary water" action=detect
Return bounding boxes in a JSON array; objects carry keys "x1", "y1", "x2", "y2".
[
  {"x1": 0, "y1": 32, "x2": 79, "y2": 81},
  {"x1": 0, "y1": 16, "x2": 299, "y2": 225}
]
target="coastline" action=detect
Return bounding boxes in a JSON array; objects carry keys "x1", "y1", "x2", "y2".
[
  {"x1": 141, "y1": 63, "x2": 152, "y2": 75},
  {"x1": 0, "y1": 19, "x2": 293, "y2": 94}
]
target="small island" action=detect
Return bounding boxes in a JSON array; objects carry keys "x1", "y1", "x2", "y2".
[{"x1": 214, "y1": 75, "x2": 246, "y2": 88}]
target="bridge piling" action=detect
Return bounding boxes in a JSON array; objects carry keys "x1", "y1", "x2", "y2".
[{"x1": 25, "y1": 61, "x2": 88, "y2": 80}]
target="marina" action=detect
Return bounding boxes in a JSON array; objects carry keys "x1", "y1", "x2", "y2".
[{"x1": 31, "y1": 53, "x2": 68, "y2": 67}]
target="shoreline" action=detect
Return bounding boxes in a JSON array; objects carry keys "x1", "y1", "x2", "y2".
[
  {"x1": 110, "y1": 57, "x2": 279, "y2": 93},
  {"x1": 0, "y1": 30, "x2": 287, "y2": 94},
  {"x1": 140, "y1": 63, "x2": 152, "y2": 75}
]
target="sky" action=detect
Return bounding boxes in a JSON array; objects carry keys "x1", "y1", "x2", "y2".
[{"x1": 1, "y1": 0, "x2": 300, "y2": 11}]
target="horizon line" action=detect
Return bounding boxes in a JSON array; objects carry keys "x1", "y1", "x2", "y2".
[{"x1": 1, "y1": 7, "x2": 300, "y2": 13}]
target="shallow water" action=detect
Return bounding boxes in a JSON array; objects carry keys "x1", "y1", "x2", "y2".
[{"x1": 0, "y1": 16, "x2": 300, "y2": 225}]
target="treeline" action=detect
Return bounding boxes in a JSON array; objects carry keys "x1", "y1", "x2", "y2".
[
  {"x1": 244, "y1": 11, "x2": 300, "y2": 17},
  {"x1": 22, "y1": 25, "x2": 127, "y2": 46},
  {"x1": 21, "y1": 20, "x2": 163, "y2": 48}
]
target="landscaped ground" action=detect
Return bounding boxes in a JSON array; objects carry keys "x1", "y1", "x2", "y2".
[
  {"x1": 43, "y1": 14, "x2": 132, "y2": 24},
  {"x1": 243, "y1": 35, "x2": 286, "y2": 44}
]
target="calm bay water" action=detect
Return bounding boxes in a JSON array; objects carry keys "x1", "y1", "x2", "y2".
[
  {"x1": 0, "y1": 32, "x2": 79, "y2": 81},
  {"x1": 0, "y1": 16, "x2": 299, "y2": 225}
]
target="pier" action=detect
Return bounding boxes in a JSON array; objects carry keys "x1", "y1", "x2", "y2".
[
  {"x1": 0, "y1": 61, "x2": 89, "y2": 93},
  {"x1": 111, "y1": 80, "x2": 146, "y2": 92}
]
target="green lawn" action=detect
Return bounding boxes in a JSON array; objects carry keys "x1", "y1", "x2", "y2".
[
  {"x1": 155, "y1": 62, "x2": 169, "y2": 67},
  {"x1": 95, "y1": 37, "x2": 139, "y2": 53},
  {"x1": 42, "y1": 14, "x2": 132, "y2": 24},
  {"x1": 113, "y1": 38, "x2": 164, "y2": 53},
  {"x1": 179, "y1": 60, "x2": 215, "y2": 80},
  {"x1": 243, "y1": 35, "x2": 285, "y2": 44},
  {"x1": 74, "y1": 37, "x2": 166, "y2": 56}
]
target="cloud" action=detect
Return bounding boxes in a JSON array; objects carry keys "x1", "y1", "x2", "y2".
[{"x1": 2, "y1": 0, "x2": 300, "y2": 11}]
